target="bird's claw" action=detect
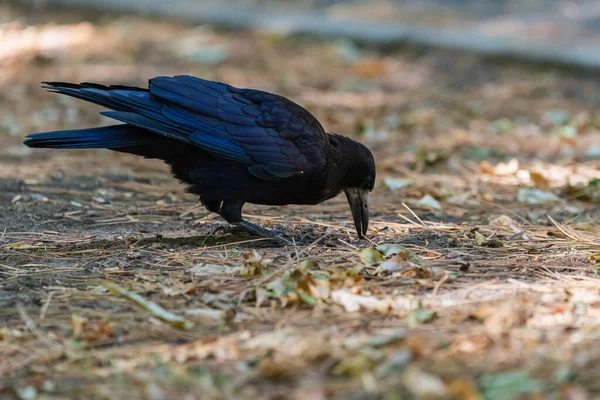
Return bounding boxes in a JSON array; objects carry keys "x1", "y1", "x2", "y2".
[{"x1": 234, "y1": 221, "x2": 300, "y2": 246}]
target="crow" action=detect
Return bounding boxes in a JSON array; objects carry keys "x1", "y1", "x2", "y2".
[{"x1": 24, "y1": 75, "x2": 376, "y2": 244}]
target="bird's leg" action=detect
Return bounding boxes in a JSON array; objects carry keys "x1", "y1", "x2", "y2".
[
  {"x1": 219, "y1": 201, "x2": 293, "y2": 246},
  {"x1": 202, "y1": 200, "x2": 223, "y2": 214}
]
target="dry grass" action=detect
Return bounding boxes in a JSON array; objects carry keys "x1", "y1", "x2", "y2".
[{"x1": 2, "y1": 4, "x2": 600, "y2": 399}]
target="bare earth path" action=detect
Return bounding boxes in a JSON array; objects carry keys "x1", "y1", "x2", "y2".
[{"x1": 1, "y1": 5, "x2": 600, "y2": 399}]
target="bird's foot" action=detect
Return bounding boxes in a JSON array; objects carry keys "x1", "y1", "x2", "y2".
[{"x1": 234, "y1": 221, "x2": 297, "y2": 246}]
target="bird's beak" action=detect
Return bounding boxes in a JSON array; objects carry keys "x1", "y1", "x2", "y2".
[{"x1": 344, "y1": 188, "x2": 369, "y2": 239}]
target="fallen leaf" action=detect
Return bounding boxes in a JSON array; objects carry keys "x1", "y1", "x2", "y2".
[
  {"x1": 71, "y1": 314, "x2": 114, "y2": 342},
  {"x1": 383, "y1": 177, "x2": 415, "y2": 190},
  {"x1": 590, "y1": 252, "x2": 600, "y2": 263},
  {"x1": 332, "y1": 352, "x2": 378, "y2": 377},
  {"x1": 241, "y1": 250, "x2": 268, "y2": 276},
  {"x1": 480, "y1": 159, "x2": 519, "y2": 176},
  {"x1": 517, "y1": 188, "x2": 561, "y2": 204},
  {"x1": 548, "y1": 230, "x2": 568, "y2": 239},
  {"x1": 357, "y1": 248, "x2": 384, "y2": 266},
  {"x1": 489, "y1": 118, "x2": 512, "y2": 133},
  {"x1": 103, "y1": 281, "x2": 193, "y2": 330},
  {"x1": 367, "y1": 328, "x2": 407, "y2": 347},
  {"x1": 406, "y1": 303, "x2": 437, "y2": 327},
  {"x1": 334, "y1": 39, "x2": 365, "y2": 63},
  {"x1": 479, "y1": 303, "x2": 527, "y2": 338},
  {"x1": 489, "y1": 215, "x2": 520, "y2": 229},
  {"x1": 377, "y1": 252, "x2": 412, "y2": 273},
  {"x1": 529, "y1": 170, "x2": 550, "y2": 189},
  {"x1": 559, "y1": 385, "x2": 590, "y2": 400},
  {"x1": 353, "y1": 59, "x2": 386, "y2": 78},
  {"x1": 295, "y1": 259, "x2": 318, "y2": 272},
  {"x1": 376, "y1": 244, "x2": 424, "y2": 264},
  {"x1": 417, "y1": 194, "x2": 441, "y2": 210},
  {"x1": 190, "y1": 263, "x2": 241, "y2": 276},
  {"x1": 479, "y1": 371, "x2": 541, "y2": 400},
  {"x1": 474, "y1": 231, "x2": 487, "y2": 246},
  {"x1": 331, "y1": 289, "x2": 389, "y2": 313},
  {"x1": 447, "y1": 378, "x2": 483, "y2": 400},
  {"x1": 296, "y1": 274, "x2": 320, "y2": 305},
  {"x1": 402, "y1": 366, "x2": 448, "y2": 398},
  {"x1": 543, "y1": 109, "x2": 570, "y2": 125},
  {"x1": 376, "y1": 349, "x2": 412, "y2": 376},
  {"x1": 259, "y1": 358, "x2": 306, "y2": 380}
]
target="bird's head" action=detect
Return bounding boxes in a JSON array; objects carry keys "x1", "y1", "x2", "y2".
[{"x1": 328, "y1": 134, "x2": 376, "y2": 240}]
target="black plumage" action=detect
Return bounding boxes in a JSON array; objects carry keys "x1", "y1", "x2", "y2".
[{"x1": 24, "y1": 75, "x2": 376, "y2": 244}]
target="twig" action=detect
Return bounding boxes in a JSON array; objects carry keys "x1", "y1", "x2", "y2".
[{"x1": 17, "y1": 304, "x2": 62, "y2": 352}]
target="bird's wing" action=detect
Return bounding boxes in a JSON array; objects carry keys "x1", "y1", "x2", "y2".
[
  {"x1": 148, "y1": 75, "x2": 329, "y2": 179},
  {"x1": 43, "y1": 76, "x2": 329, "y2": 180}
]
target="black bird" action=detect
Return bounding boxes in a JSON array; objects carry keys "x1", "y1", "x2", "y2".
[{"x1": 24, "y1": 75, "x2": 376, "y2": 244}]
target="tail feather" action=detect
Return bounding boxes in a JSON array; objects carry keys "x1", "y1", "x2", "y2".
[
  {"x1": 39, "y1": 81, "x2": 148, "y2": 113},
  {"x1": 24, "y1": 124, "x2": 154, "y2": 149}
]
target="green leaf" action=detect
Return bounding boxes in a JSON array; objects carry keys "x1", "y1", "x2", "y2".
[
  {"x1": 357, "y1": 248, "x2": 384, "y2": 266},
  {"x1": 489, "y1": 118, "x2": 512, "y2": 133},
  {"x1": 367, "y1": 328, "x2": 407, "y2": 347},
  {"x1": 406, "y1": 303, "x2": 437, "y2": 327},
  {"x1": 479, "y1": 371, "x2": 541, "y2": 400},
  {"x1": 295, "y1": 259, "x2": 318, "y2": 272},
  {"x1": 297, "y1": 291, "x2": 319, "y2": 306},
  {"x1": 474, "y1": 231, "x2": 487, "y2": 246},
  {"x1": 103, "y1": 281, "x2": 193, "y2": 330}
]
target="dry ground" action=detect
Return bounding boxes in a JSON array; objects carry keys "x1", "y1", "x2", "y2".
[{"x1": 2, "y1": 4, "x2": 600, "y2": 399}]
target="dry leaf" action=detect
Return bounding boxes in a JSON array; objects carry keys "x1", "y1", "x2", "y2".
[
  {"x1": 331, "y1": 289, "x2": 389, "y2": 313},
  {"x1": 402, "y1": 367, "x2": 448, "y2": 398},
  {"x1": 474, "y1": 231, "x2": 487, "y2": 246},
  {"x1": 241, "y1": 250, "x2": 268, "y2": 276},
  {"x1": 489, "y1": 215, "x2": 519, "y2": 229},
  {"x1": 480, "y1": 159, "x2": 519, "y2": 176},
  {"x1": 589, "y1": 252, "x2": 600, "y2": 263},
  {"x1": 517, "y1": 188, "x2": 561, "y2": 204},
  {"x1": 103, "y1": 281, "x2": 194, "y2": 330},
  {"x1": 417, "y1": 194, "x2": 441, "y2": 210},
  {"x1": 383, "y1": 177, "x2": 415, "y2": 190},
  {"x1": 71, "y1": 314, "x2": 114, "y2": 342},
  {"x1": 447, "y1": 378, "x2": 484, "y2": 400},
  {"x1": 357, "y1": 248, "x2": 384, "y2": 266},
  {"x1": 529, "y1": 170, "x2": 550, "y2": 189},
  {"x1": 353, "y1": 59, "x2": 386, "y2": 78}
]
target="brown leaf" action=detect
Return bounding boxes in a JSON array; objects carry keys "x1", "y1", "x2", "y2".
[
  {"x1": 479, "y1": 159, "x2": 519, "y2": 176},
  {"x1": 71, "y1": 314, "x2": 114, "y2": 342},
  {"x1": 331, "y1": 289, "x2": 390, "y2": 313},
  {"x1": 397, "y1": 267, "x2": 419, "y2": 279},
  {"x1": 352, "y1": 59, "x2": 386, "y2": 78},
  {"x1": 479, "y1": 303, "x2": 527, "y2": 338},
  {"x1": 559, "y1": 384, "x2": 590, "y2": 400},
  {"x1": 529, "y1": 170, "x2": 550, "y2": 189},
  {"x1": 447, "y1": 377, "x2": 483, "y2": 400},
  {"x1": 589, "y1": 252, "x2": 600, "y2": 263},
  {"x1": 241, "y1": 250, "x2": 267, "y2": 276},
  {"x1": 259, "y1": 358, "x2": 306, "y2": 380},
  {"x1": 548, "y1": 230, "x2": 568, "y2": 239},
  {"x1": 332, "y1": 352, "x2": 378, "y2": 377}
]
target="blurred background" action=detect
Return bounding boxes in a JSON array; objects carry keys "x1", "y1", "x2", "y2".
[{"x1": 2, "y1": 0, "x2": 600, "y2": 201}]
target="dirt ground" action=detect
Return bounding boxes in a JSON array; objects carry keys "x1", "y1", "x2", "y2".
[{"x1": 2, "y1": 4, "x2": 600, "y2": 399}]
